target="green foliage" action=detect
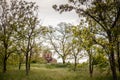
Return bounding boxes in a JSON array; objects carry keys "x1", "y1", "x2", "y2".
[
  {"x1": 92, "y1": 54, "x2": 109, "y2": 73},
  {"x1": 53, "y1": 63, "x2": 68, "y2": 68},
  {"x1": 7, "y1": 54, "x2": 19, "y2": 65},
  {"x1": 68, "y1": 62, "x2": 88, "y2": 71},
  {"x1": 0, "y1": 0, "x2": 119, "y2": 79},
  {"x1": 46, "y1": 63, "x2": 68, "y2": 69},
  {"x1": 31, "y1": 57, "x2": 47, "y2": 64},
  {"x1": 0, "y1": 0, "x2": 41, "y2": 73},
  {"x1": 77, "y1": 62, "x2": 88, "y2": 68},
  {"x1": 93, "y1": 54, "x2": 108, "y2": 68}
]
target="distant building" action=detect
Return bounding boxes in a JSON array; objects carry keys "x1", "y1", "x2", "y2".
[{"x1": 43, "y1": 52, "x2": 57, "y2": 63}]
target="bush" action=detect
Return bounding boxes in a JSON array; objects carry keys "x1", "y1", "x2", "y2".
[
  {"x1": 54, "y1": 63, "x2": 68, "y2": 68},
  {"x1": 46, "y1": 63, "x2": 55, "y2": 69},
  {"x1": 31, "y1": 57, "x2": 47, "y2": 64},
  {"x1": 46, "y1": 63, "x2": 69, "y2": 69},
  {"x1": 68, "y1": 62, "x2": 88, "y2": 71},
  {"x1": 31, "y1": 60, "x2": 37, "y2": 63}
]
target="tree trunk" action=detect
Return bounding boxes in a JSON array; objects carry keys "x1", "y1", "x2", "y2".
[
  {"x1": 63, "y1": 59, "x2": 65, "y2": 64},
  {"x1": 74, "y1": 56, "x2": 77, "y2": 71},
  {"x1": 109, "y1": 51, "x2": 117, "y2": 80},
  {"x1": 26, "y1": 52, "x2": 29, "y2": 75},
  {"x1": 28, "y1": 60, "x2": 30, "y2": 71},
  {"x1": 3, "y1": 55, "x2": 7, "y2": 73},
  {"x1": 28, "y1": 50, "x2": 32, "y2": 71},
  {"x1": 63, "y1": 60, "x2": 65, "y2": 64},
  {"x1": 19, "y1": 61, "x2": 21, "y2": 70},
  {"x1": 89, "y1": 54, "x2": 93, "y2": 77},
  {"x1": 62, "y1": 57, "x2": 65, "y2": 64},
  {"x1": 25, "y1": 35, "x2": 31, "y2": 75},
  {"x1": 18, "y1": 56, "x2": 22, "y2": 70},
  {"x1": 108, "y1": 35, "x2": 117, "y2": 80},
  {"x1": 28, "y1": 62, "x2": 30, "y2": 71},
  {"x1": 88, "y1": 50, "x2": 93, "y2": 77},
  {"x1": 3, "y1": 41, "x2": 8, "y2": 73},
  {"x1": 117, "y1": 41, "x2": 120, "y2": 72}
]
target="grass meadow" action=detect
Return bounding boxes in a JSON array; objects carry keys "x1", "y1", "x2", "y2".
[{"x1": 0, "y1": 64, "x2": 118, "y2": 80}]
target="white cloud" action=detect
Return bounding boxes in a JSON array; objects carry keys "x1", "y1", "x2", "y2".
[{"x1": 25, "y1": 0, "x2": 80, "y2": 26}]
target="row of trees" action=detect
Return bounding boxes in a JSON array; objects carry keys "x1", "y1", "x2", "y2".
[
  {"x1": 0, "y1": 0, "x2": 43, "y2": 75},
  {"x1": 52, "y1": 0, "x2": 120, "y2": 80},
  {"x1": 43, "y1": 21, "x2": 108, "y2": 75},
  {"x1": 0, "y1": 0, "x2": 119, "y2": 80}
]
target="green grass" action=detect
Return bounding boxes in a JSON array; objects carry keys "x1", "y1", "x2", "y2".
[{"x1": 0, "y1": 64, "x2": 117, "y2": 80}]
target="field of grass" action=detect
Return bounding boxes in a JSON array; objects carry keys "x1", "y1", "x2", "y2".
[{"x1": 0, "y1": 64, "x2": 117, "y2": 80}]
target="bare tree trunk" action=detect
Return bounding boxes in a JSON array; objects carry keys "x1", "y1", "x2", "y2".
[
  {"x1": 89, "y1": 55, "x2": 93, "y2": 77},
  {"x1": 19, "y1": 61, "x2": 22, "y2": 70},
  {"x1": 109, "y1": 52, "x2": 117, "y2": 80},
  {"x1": 3, "y1": 37, "x2": 8, "y2": 73},
  {"x1": 74, "y1": 56, "x2": 77, "y2": 71},
  {"x1": 88, "y1": 50, "x2": 93, "y2": 77},
  {"x1": 26, "y1": 52, "x2": 29, "y2": 75},
  {"x1": 63, "y1": 60, "x2": 65, "y2": 64},
  {"x1": 26, "y1": 35, "x2": 31, "y2": 75},
  {"x1": 62, "y1": 57, "x2": 65, "y2": 64},
  {"x1": 28, "y1": 50, "x2": 32, "y2": 71},
  {"x1": 117, "y1": 41, "x2": 120, "y2": 73},
  {"x1": 18, "y1": 55, "x2": 22, "y2": 70},
  {"x1": 3, "y1": 55, "x2": 7, "y2": 73},
  {"x1": 109, "y1": 36, "x2": 117, "y2": 80}
]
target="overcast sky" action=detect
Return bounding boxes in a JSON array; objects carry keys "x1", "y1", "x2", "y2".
[
  {"x1": 25, "y1": 0, "x2": 80, "y2": 26},
  {"x1": 25, "y1": 0, "x2": 87, "y2": 63}
]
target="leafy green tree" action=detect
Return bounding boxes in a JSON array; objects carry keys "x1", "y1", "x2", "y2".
[
  {"x1": 71, "y1": 39, "x2": 83, "y2": 71},
  {"x1": 15, "y1": 0, "x2": 39, "y2": 75},
  {"x1": 69, "y1": 22, "x2": 95, "y2": 76},
  {"x1": 0, "y1": 0, "x2": 40, "y2": 75},
  {"x1": 92, "y1": 46, "x2": 108, "y2": 68},
  {"x1": 0, "y1": 0, "x2": 19, "y2": 73},
  {"x1": 81, "y1": 27, "x2": 95, "y2": 77},
  {"x1": 53, "y1": 0, "x2": 120, "y2": 79},
  {"x1": 69, "y1": 26, "x2": 84, "y2": 71},
  {"x1": 30, "y1": 43, "x2": 43, "y2": 63}
]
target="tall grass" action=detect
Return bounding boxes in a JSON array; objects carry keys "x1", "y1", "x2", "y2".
[{"x1": 0, "y1": 64, "x2": 117, "y2": 80}]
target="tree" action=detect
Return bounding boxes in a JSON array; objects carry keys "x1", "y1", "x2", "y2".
[
  {"x1": 0, "y1": 0, "x2": 39, "y2": 75},
  {"x1": 71, "y1": 39, "x2": 83, "y2": 71},
  {"x1": 81, "y1": 27, "x2": 95, "y2": 77},
  {"x1": 92, "y1": 45, "x2": 108, "y2": 69},
  {"x1": 72, "y1": 23, "x2": 95, "y2": 77},
  {"x1": 116, "y1": 35, "x2": 120, "y2": 72},
  {"x1": 15, "y1": 0, "x2": 39, "y2": 75},
  {"x1": 69, "y1": 26, "x2": 84, "y2": 71},
  {"x1": 0, "y1": 0, "x2": 20, "y2": 73},
  {"x1": 44, "y1": 22, "x2": 72, "y2": 64},
  {"x1": 68, "y1": 22, "x2": 95, "y2": 76},
  {"x1": 30, "y1": 43, "x2": 43, "y2": 63},
  {"x1": 53, "y1": 0, "x2": 120, "y2": 79}
]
